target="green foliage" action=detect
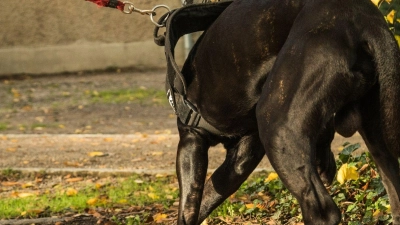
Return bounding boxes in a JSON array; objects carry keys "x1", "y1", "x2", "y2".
[{"x1": 211, "y1": 143, "x2": 392, "y2": 224}]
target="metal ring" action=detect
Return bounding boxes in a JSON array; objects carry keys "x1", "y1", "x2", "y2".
[
  {"x1": 150, "y1": 5, "x2": 171, "y2": 27},
  {"x1": 122, "y1": 1, "x2": 135, "y2": 14}
]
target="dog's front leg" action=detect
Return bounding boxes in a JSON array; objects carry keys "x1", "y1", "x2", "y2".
[
  {"x1": 197, "y1": 134, "x2": 265, "y2": 223},
  {"x1": 176, "y1": 120, "x2": 210, "y2": 225}
]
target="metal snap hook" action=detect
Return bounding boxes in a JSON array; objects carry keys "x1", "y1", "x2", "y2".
[{"x1": 150, "y1": 5, "x2": 170, "y2": 27}]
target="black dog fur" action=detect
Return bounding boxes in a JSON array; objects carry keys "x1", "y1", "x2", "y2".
[{"x1": 176, "y1": 0, "x2": 400, "y2": 224}]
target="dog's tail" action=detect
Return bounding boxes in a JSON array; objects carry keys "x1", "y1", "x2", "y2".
[{"x1": 365, "y1": 25, "x2": 400, "y2": 156}]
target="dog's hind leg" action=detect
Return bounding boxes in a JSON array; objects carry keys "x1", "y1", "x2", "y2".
[
  {"x1": 315, "y1": 118, "x2": 336, "y2": 186},
  {"x1": 196, "y1": 133, "x2": 265, "y2": 224},
  {"x1": 255, "y1": 49, "x2": 362, "y2": 224},
  {"x1": 176, "y1": 120, "x2": 211, "y2": 225},
  {"x1": 358, "y1": 86, "x2": 400, "y2": 225},
  {"x1": 360, "y1": 27, "x2": 400, "y2": 224}
]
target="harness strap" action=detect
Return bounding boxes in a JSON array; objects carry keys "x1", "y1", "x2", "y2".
[{"x1": 155, "y1": 1, "x2": 233, "y2": 135}]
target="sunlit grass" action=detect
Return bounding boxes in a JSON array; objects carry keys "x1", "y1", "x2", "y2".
[
  {"x1": 0, "y1": 174, "x2": 178, "y2": 219},
  {"x1": 90, "y1": 89, "x2": 167, "y2": 105}
]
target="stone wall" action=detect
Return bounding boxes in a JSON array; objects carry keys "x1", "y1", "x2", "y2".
[{"x1": 0, "y1": 0, "x2": 184, "y2": 75}]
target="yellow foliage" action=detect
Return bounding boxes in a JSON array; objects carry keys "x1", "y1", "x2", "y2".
[
  {"x1": 66, "y1": 188, "x2": 78, "y2": 196},
  {"x1": 245, "y1": 203, "x2": 255, "y2": 209},
  {"x1": 87, "y1": 198, "x2": 98, "y2": 205},
  {"x1": 153, "y1": 213, "x2": 168, "y2": 223},
  {"x1": 265, "y1": 172, "x2": 279, "y2": 182},
  {"x1": 337, "y1": 163, "x2": 359, "y2": 184},
  {"x1": 147, "y1": 193, "x2": 159, "y2": 199}
]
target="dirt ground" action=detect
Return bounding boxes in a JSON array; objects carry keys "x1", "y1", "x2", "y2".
[
  {"x1": 0, "y1": 70, "x2": 369, "y2": 225},
  {"x1": 0, "y1": 70, "x2": 367, "y2": 173}
]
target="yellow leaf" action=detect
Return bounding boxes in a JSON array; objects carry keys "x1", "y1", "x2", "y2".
[
  {"x1": 103, "y1": 137, "x2": 113, "y2": 142},
  {"x1": 87, "y1": 198, "x2": 98, "y2": 205},
  {"x1": 387, "y1": 10, "x2": 395, "y2": 24},
  {"x1": 65, "y1": 177, "x2": 84, "y2": 183},
  {"x1": 95, "y1": 183, "x2": 103, "y2": 189},
  {"x1": 373, "y1": 209, "x2": 383, "y2": 218},
  {"x1": 151, "y1": 151, "x2": 164, "y2": 156},
  {"x1": 371, "y1": 0, "x2": 380, "y2": 5},
  {"x1": 337, "y1": 163, "x2": 359, "y2": 184},
  {"x1": 66, "y1": 188, "x2": 78, "y2": 196},
  {"x1": 265, "y1": 172, "x2": 279, "y2": 182},
  {"x1": 153, "y1": 213, "x2": 168, "y2": 223},
  {"x1": 21, "y1": 183, "x2": 34, "y2": 188},
  {"x1": 386, "y1": 205, "x2": 391, "y2": 213},
  {"x1": 6, "y1": 147, "x2": 17, "y2": 152},
  {"x1": 148, "y1": 193, "x2": 159, "y2": 199},
  {"x1": 119, "y1": 199, "x2": 128, "y2": 204},
  {"x1": 245, "y1": 203, "x2": 255, "y2": 209},
  {"x1": 88, "y1": 151, "x2": 107, "y2": 157},
  {"x1": 16, "y1": 192, "x2": 35, "y2": 198},
  {"x1": 2, "y1": 181, "x2": 20, "y2": 186}
]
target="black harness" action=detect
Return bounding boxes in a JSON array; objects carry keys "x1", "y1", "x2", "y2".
[{"x1": 154, "y1": 1, "x2": 233, "y2": 135}]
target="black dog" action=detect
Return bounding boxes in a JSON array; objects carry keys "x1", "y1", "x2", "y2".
[{"x1": 170, "y1": 0, "x2": 400, "y2": 224}]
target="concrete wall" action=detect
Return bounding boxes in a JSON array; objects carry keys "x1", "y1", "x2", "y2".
[{"x1": 0, "y1": 0, "x2": 184, "y2": 75}]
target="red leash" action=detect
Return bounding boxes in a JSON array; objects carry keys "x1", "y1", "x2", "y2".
[{"x1": 85, "y1": 0, "x2": 125, "y2": 11}]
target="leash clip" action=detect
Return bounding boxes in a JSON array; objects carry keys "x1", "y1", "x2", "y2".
[
  {"x1": 122, "y1": 2, "x2": 154, "y2": 15},
  {"x1": 122, "y1": 2, "x2": 170, "y2": 27}
]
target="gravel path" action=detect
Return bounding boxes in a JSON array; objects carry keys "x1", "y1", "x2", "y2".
[
  {"x1": 1, "y1": 133, "x2": 367, "y2": 174},
  {"x1": 0, "y1": 71, "x2": 368, "y2": 175}
]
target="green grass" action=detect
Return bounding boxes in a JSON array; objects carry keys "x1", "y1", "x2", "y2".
[
  {"x1": 0, "y1": 174, "x2": 178, "y2": 219},
  {"x1": 0, "y1": 122, "x2": 8, "y2": 131},
  {"x1": 90, "y1": 89, "x2": 168, "y2": 105}
]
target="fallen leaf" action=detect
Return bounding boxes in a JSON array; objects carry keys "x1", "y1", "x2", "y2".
[
  {"x1": 87, "y1": 198, "x2": 98, "y2": 205},
  {"x1": 151, "y1": 151, "x2": 163, "y2": 156},
  {"x1": 337, "y1": 163, "x2": 359, "y2": 184},
  {"x1": 256, "y1": 203, "x2": 268, "y2": 211},
  {"x1": 103, "y1": 137, "x2": 114, "y2": 142},
  {"x1": 119, "y1": 199, "x2": 128, "y2": 204},
  {"x1": 373, "y1": 209, "x2": 383, "y2": 218},
  {"x1": 245, "y1": 203, "x2": 255, "y2": 209},
  {"x1": 64, "y1": 161, "x2": 84, "y2": 167},
  {"x1": 386, "y1": 205, "x2": 391, "y2": 213},
  {"x1": 6, "y1": 147, "x2": 17, "y2": 152},
  {"x1": 88, "y1": 151, "x2": 108, "y2": 157},
  {"x1": 65, "y1": 177, "x2": 84, "y2": 183},
  {"x1": 148, "y1": 193, "x2": 159, "y2": 200},
  {"x1": 21, "y1": 183, "x2": 34, "y2": 188},
  {"x1": 265, "y1": 172, "x2": 279, "y2": 182},
  {"x1": 12, "y1": 192, "x2": 35, "y2": 198},
  {"x1": 66, "y1": 188, "x2": 78, "y2": 196},
  {"x1": 22, "y1": 105, "x2": 33, "y2": 111},
  {"x1": 2, "y1": 182, "x2": 20, "y2": 186},
  {"x1": 153, "y1": 213, "x2": 168, "y2": 223}
]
